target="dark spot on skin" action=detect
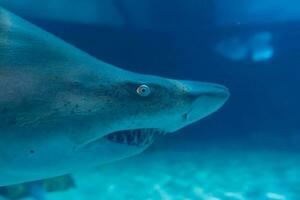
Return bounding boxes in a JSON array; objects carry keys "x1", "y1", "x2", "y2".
[
  {"x1": 71, "y1": 129, "x2": 76, "y2": 135},
  {"x1": 29, "y1": 150, "x2": 35, "y2": 154},
  {"x1": 87, "y1": 125, "x2": 92, "y2": 131},
  {"x1": 64, "y1": 101, "x2": 71, "y2": 107},
  {"x1": 79, "y1": 123, "x2": 84, "y2": 128},
  {"x1": 7, "y1": 118, "x2": 17, "y2": 125},
  {"x1": 1, "y1": 108, "x2": 8, "y2": 114}
]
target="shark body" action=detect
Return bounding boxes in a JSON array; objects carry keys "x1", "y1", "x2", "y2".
[{"x1": 0, "y1": 7, "x2": 229, "y2": 186}]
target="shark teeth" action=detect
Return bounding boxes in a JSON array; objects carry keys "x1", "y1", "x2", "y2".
[{"x1": 105, "y1": 129, "x2": 166, "y2": 146}]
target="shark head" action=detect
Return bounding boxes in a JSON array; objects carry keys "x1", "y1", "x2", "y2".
[
  {"x1": 100, "y1": 74, "x2": 230, "y2": 134},
  {"x1": 77, "y1": 71, "x2": 230, "y2": 164}
]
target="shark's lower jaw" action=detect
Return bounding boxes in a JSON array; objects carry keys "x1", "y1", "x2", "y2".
[{"x1": 104, "y1": 129, "x2": 166, "y2": 146}]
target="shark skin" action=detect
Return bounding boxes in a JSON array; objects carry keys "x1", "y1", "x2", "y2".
[{"x1": 0, "y1": 7, "x2": 230, "y2": 186}]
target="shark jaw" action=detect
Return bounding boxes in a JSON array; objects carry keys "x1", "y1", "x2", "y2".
[{"x1": 104, "y1": 128, "x2": 167, "y2": 146}]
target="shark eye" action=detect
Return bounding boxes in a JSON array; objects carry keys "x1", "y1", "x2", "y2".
[{"x1": 136, "y1": 85, "x2": 151, "y2": 97}]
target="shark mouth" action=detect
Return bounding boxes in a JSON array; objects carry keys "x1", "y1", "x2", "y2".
[{"x1": 104, "y1": 129, "x2": 166, "y2": 146}]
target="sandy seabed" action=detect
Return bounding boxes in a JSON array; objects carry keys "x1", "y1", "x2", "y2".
[{"x1": 3, "y1": 146, "x2": 300, "y2": 200}]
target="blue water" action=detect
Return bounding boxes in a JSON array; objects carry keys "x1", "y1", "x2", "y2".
[{"x1": 1, "y1": 1, "x2": 300, "y2": 199}]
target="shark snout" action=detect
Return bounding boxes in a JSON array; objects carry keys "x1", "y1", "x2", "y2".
[
  {"x1": 183, "y1": 81, "x2": 230, "y2": 99},
  {"x1": 182, "y1": 81, "x2": 230, "y2": 123}
]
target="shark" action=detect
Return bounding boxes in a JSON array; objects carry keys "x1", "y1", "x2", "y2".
[{"x1": 0, "y1": 7, "x2": 230, "y2": 186}]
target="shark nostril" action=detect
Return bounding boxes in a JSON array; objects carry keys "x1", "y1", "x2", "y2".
[{"x1": 183, "y1": 113, "x2": 190, "y2": 121}]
